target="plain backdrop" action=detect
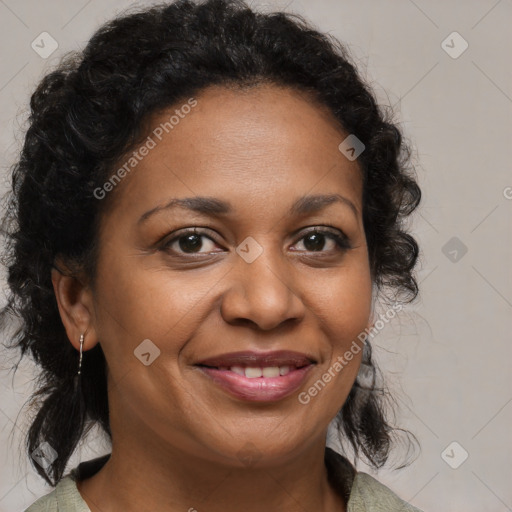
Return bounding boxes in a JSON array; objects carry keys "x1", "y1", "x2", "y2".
[{"x1": 0, "y1": 1, "x2": 511, "y2": 511}]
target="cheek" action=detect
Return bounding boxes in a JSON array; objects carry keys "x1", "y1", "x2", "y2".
[
  {"x1": 297, "y1": 268, "x2": 372, "y2": 419},
  {"x1": 314, "y1": 260, "x2": 373, "y2": 340},
  {"x1": 92, "y1": 252, "x2": 221, "y2": 365}
]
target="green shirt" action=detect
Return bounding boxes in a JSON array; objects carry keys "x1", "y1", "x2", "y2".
[{"x1": 24, "y1": 447, "x2": 423, "y2": 511}]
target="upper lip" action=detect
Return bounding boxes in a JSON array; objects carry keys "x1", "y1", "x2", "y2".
[{"x1": 195, "y1": 350, "x2": 317, "y2": 368}]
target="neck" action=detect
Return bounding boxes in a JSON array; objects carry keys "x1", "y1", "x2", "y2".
[{"x1": 77, "y1": 434, "x2": 346, "y2": 512}]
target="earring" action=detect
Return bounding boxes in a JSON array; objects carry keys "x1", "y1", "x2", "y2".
[
  {"x1": 73, "y1": 333, "x2": 84, "y2": 393},
  {"x1": 77, "y1": 333, "x2": 84, "y2": 375}
]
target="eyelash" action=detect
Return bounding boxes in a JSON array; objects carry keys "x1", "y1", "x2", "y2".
[{"x1": 159, "y1": 226, "x2": 352, "y2": 256}]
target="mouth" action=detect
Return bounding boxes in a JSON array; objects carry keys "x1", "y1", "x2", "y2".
[
  {"x1": 194, "y1": 350, "x2": 316, "y2": 402},
  {"x1": 195, "y1": 349, "x2": 316, "y2": 369},
  {"x1": 196, "y1": 362, "x2": 310, "y2": 378}
]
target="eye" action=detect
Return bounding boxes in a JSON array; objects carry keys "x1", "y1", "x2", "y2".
[
  {"x1": 161, "y1": 228, "x2": 222, "y2": 255},
  {"x1": 291, "y1": 228, "x2": 352, "y2": 253},
  {"x1": 160, "y1": 226, "x2": 352, "y2": 257}
]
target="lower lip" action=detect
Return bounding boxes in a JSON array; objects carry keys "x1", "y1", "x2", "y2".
[{"x1": 196, "y1": 365, "x2": 314, "y2": 402}]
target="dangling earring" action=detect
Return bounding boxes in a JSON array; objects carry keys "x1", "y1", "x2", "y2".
[
  {"x1": 73, "y1": 333, "x2": 84, "y2": 392},
  {"x1": 77, "y1": 333, "x2": 84, "y2": 375}
]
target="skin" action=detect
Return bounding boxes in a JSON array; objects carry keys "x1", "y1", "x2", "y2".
[{"x1": 52, "y1": 83, "x2": 375, "y2": 512}]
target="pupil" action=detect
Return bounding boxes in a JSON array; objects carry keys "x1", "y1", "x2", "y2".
[
  {"x1": 179, "y1": 234, "x2": 202, "y2": 252},
  {"x1": 304, "y1": 233, "x2": 324, "y2": 251},
  {"x1": 177, "y1": 233, "x2": 326, "y2": 253}
]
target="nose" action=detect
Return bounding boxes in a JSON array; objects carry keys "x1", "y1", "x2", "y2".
[{"x1": 220, "y1": 247, "x2": 306, "y2": 331}]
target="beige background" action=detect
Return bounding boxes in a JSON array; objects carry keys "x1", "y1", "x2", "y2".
[{"x1": 1, "y1": 1, "x2": 511, "y2": 511}]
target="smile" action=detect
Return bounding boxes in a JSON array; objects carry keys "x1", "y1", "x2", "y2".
[{"x1": 195, "y1": 363, "x2": 315, "y2": 402}]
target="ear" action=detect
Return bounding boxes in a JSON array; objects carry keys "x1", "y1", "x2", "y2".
[{"x1": 51, "y1": 259, "x2": 99, "y2": 351}]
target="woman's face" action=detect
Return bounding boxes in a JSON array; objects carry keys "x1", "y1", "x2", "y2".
[{"x1": 87, "y1": 84, "x2": 373, "y2": 466}]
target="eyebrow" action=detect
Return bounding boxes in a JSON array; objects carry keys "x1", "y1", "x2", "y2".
[{"x1": 138, "y1": 193, "x2": 359, "y2": 224}]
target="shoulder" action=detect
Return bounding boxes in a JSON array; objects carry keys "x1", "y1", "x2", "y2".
[
  {"x1": 324, "y1": 446, "x2": 423, "y2": 511},
  {"x1": 24, "y1": 486, "x2": 57, "y2": 512},
  {"x1": 348, "y1": 471, "x2": 424, "y2": 512},
  {"x1": 24, "y1": 453, "x2": 110, "y2": 511},
  {"x1": 24, "y1": 474, "x2": 90, "y2": 512}
]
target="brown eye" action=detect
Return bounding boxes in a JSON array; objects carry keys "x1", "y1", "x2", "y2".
[
  {"x1": 176, "y1": 233, "x2": 204, "y2": 253},
  {"x1": 292, "y1": 229, "x2": 352, "y2": 253},
  {"x1": 161, "y1": 229, "x2": 221, "y2": 255}
]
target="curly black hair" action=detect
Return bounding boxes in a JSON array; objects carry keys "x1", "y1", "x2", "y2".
[{"x1": 0, "y1": 0, "x2": 421, "y2": 487}]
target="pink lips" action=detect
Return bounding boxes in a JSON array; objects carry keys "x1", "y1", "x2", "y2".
[{"x1": 195, "y1": 350, "x2": 316, "y2": 402}]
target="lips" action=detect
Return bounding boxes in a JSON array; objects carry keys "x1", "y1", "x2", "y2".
[{"x1": 194, "y1": 350, "x2": 317, "y2": 402}]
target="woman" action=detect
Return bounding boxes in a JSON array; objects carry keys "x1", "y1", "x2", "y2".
[{"x1": 0, "y1": 0, "x2": 423, "y2": 510}]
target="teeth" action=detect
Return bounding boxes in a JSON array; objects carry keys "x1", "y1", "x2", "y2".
[
  {"x1": 279, "y1": 365, "x2": 290, "y2": 376},
  {"x1": 211, "y1": 365, "x2": 298, "y2": 377},
  {"x1": 230, "y1": 365, "x2": 245, "y2": 376},
  {"x1": 222, "y1": 365, "x2": 294, "y2": 378},
  {"x1": 245, "y1": 367, "x2": 263, "y2": 378},
  {"x1": 262, "y1": 366, "x2": 280, "y2": 378}
]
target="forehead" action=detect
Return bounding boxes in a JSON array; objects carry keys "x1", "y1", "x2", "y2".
[
  {"x1": 103, "y1": 83, "x2": 363, "y2": 218},
  {"x1": 152, "y1": 83, "x2": 351, "y2": 160}
]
